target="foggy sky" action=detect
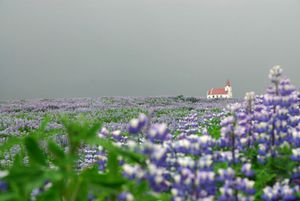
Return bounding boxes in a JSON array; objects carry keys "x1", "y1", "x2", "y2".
[{"x1": 1, "y1": 0, "x2": 300, "y2": 100}]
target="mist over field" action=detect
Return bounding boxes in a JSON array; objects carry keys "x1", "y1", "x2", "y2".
[{"x1": 1, "y1": 0, "x2": 300, "y2": 100}]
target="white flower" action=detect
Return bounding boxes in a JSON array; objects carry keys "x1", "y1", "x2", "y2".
[
  {"x1": 171, "y1": 188, "x2": 178, "y2": 196},
  {"x1": 292, "y1": 148, "x2": 300, "y2": 156},
  {"x1": 174, "y1": 174, "x2": 181, "y2": 183},
  {"x1": 180, "y1": 139, "x2": 191, "y2": 149},
  {"x1": 112, "y1": 130, "x2": 121, "y2": 136},
  {"x1": 44, "y1": 182, "x2": 52, "y2": 189},
  {"x1": 199, "y1": 135, "x2": 210, "y2": 144},
  {"x1": 245, "y1": 179, "x2": 255, "y2": 189},
  {"x1": 184, "y1": 177, "x2": 191, "y2": 185},
  {"x1": 245, "y1": 91, "x2": 255, "y2": 101},
  {"x1": 0, "y1": 170, "x2": 8, "y2": 178},
  {"x1": 127, "y1": 140, "x2": 137, "y2": 149},
  {"x1": 269, "y1": 65, "x2": 282, "y2": 77},
  {"x1": 123, "y1": 164, "x2": 135, "y2": 175},
  {"x1": 158, "y1": 123, "x2": 167, "y2": 135},
  {"x1": 129, "y1": 118, "x2": 139, "y2": 128},
  {"x1": 138, "y1": 113, "x2": 147, "y2": 122},
  {"x1": 153, "y1": 148, "x2": 166, "y2": 160},
  {"x1": 155, "y1": 175, "x2": 163, "y2": 184},
  {"x1": 208, "y1": 172, "x2": 215, "y2": 181},
  {"x1": 243, "y1": 163, "x2": 251, "y2": 171},
  {"x1": 126, "y1": 193, "x2": 134, "y2": 201}
]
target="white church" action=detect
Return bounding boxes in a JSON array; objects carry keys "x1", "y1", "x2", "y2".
[{"x1": 207, "y1": 80, "x2": 233, "y2": 99}]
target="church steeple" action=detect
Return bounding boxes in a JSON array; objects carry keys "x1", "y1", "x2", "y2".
[{"x1": 226, "y1": 80, "x2": 231, "y2": 87}]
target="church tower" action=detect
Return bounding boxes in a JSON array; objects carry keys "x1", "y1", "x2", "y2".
[{"x1": 224, "y1": 80, "x2": 233, "y2": 98}]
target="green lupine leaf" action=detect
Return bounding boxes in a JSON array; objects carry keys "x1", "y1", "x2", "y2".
[
  {"x1": 82, "y1": 167, "x2": 126, "y2": 189},
  {"x1": 48, "y1": 141, "x2": 65, "y2": 160},
  {"x1": 24, "y1": 137, "x2": 47, "y2": 166},
  {"x1": 0, "y1": 193, "x2": 17, "y2": 201}
]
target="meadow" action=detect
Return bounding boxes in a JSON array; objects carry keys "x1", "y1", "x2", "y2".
[{"x1": 0, "y1": 66, "x2": 299, "y2": 201}]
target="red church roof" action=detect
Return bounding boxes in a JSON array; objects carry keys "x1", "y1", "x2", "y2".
[{"x1": 207, "y1": 88, "x2": 228, "y2": 95}]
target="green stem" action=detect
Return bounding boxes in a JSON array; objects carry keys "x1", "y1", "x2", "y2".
[{"x1": 70, "y1": 177, "x2": 83, "y2": 201}]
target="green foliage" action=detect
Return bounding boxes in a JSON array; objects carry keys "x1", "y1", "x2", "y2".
[
  {"x1": 208, "y1": 126, "x2": 221, "y2": 139},
  {"x1": 207, "y1": 118, "x2": 221, "y2": 139},
  {"x1": 185, "y1": 97, "x2": 199, "y2": 103},
  {"x1": 248, "y1": 145, "x2": 297, "y2": 201},
  {"x1": 0, "y1": 117, "x2": 157, "y2": 201},
  {"x1": 25, "y1": 137, "x2": 47, "y2": 166},
  {"x1": 210, "y1": 108, "x2": 222, "y2": 113},
  {"x1": 174, "y1": 95, "x2": 185, "y2": 101},
  {"x1": 213, "y1": 162, "x2": 228, "y2": 172}
]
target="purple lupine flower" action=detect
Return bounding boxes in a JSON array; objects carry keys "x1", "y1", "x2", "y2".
[
  {"x1": 88, "y1": 194, "x2": 96, "y2": 201},
  {"x1": 279, "y1": 78, "x2": 296, "y2": 97},
  {"x1": 111, "y1": 130, "x2": 123, "y2": 141},
  {"x1": 291, "y1": 148, "x2": 300, "y2": 161},
  {"x1": 0, "y1": 181, "x2": 8, "y2": 192},
  {"x1": 217, "y1": 168, "x2": 235, "y2": 181},
  {"x1": 268, "y1": 65, "x2": 282, "y2": 83},
  {"x1": 241, "y1": 163, "x2": 254, "y2": 177},
  {"x1": 98, "y1": 127, "x2": 109, "y2": 138},
  {"x1": 0, "y1": 170, "x2": 8, "y2": 192},
  {"x1": 138, "y1": 113, "x2": 148, "y2": 128},
  {"x1": 128, "y1": 118, "x2": 140, "y2": 134},
  {"x1": 236, "y1": 178, "x2": 255, "y2": 195},
  {"x1": 146, "y1": 164, "x2": 170, "y2": 192},
  {"x1": 292, "y1": 166, "x2": 300, "y2": 180},
  {"x1": 122, "y1": 164, "x2": 145, "y2": 180},
  {"x1": 147, "y1": 123, "x2": 171, "y2": 143},
  {"x1": 218, "y1": 186, "x2": 235, "y2": 201},
  {"x1": 262, "y1": 180, "x2": 298, "y2": 201},
  {"x1": 238, "y1": 194, "x2": 254, "y2": 201},
  {"x1": 292, "y1": 128, "x2": 300, "y2": 147},
  {"x1": 118, "y1": 192, "x2": 134, "y2": 201}
]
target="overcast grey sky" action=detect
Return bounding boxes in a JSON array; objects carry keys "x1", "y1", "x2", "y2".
[{"x1": 0, "y1": 0, "x2": 300, "y2": 100}]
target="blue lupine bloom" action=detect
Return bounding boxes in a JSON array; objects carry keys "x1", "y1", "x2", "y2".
[
  {"x1": 268, "y1": 65, "x2": 282, "y2": 83},
  {"x1": 279, "y1": 78, "x2": 296, "y2": 97},
  {"x1": 88, "y1": 194, "x2": 96, "y2": 201},
  {"x1": 127, "y1": 113, "x2": 148, "y2": 135},
  {"x1": 217, "y1": 168, "x2": 235, "y2": 181},
  {"x1": 262, "y1": 181, "x2": 298, "y2": 201},
  {"x1": 218, "y1": 186, "x2": 235, "y2": 201},
  {"x1": 118, "y1": 192, "x2": 134, "y2": 201},
  {"x1": 146, "y1": 123, "x2": 171, "y2": 143},
  {"x1": 258, "y1": 144, "x2": 268, "y2": 156},
  {"x1": 128, "y1": 118, "x2": 140, "y2": 134},
  {"x1": 98, "y1": 127, "x2": 109, "y2": 138},
  {"x1": 241, "y1": 163, "x2": 254, "y2": 177},
  {"x1": 236, "y1": 178, "x2": 255, "y2": 195},
  {"x1": 0, "y1": 181, "x2": 8, "y2": 192},
  {"x1": 138, "y1": 113, "x2": 148, "y2": 128},
  {"x1": 122, "y1": 163, "x2": 145, "y2": 180},
  {"x1": 292, "y1": 130, "x2": 300, "y2": 147},
  {"x1": 291, "y1": 148, "x2": 300, "y2": 161}
]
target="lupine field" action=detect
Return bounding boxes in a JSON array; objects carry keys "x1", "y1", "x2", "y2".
[{"x1": 1, "y1": 66, "x2": 300, "y2": 201}]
